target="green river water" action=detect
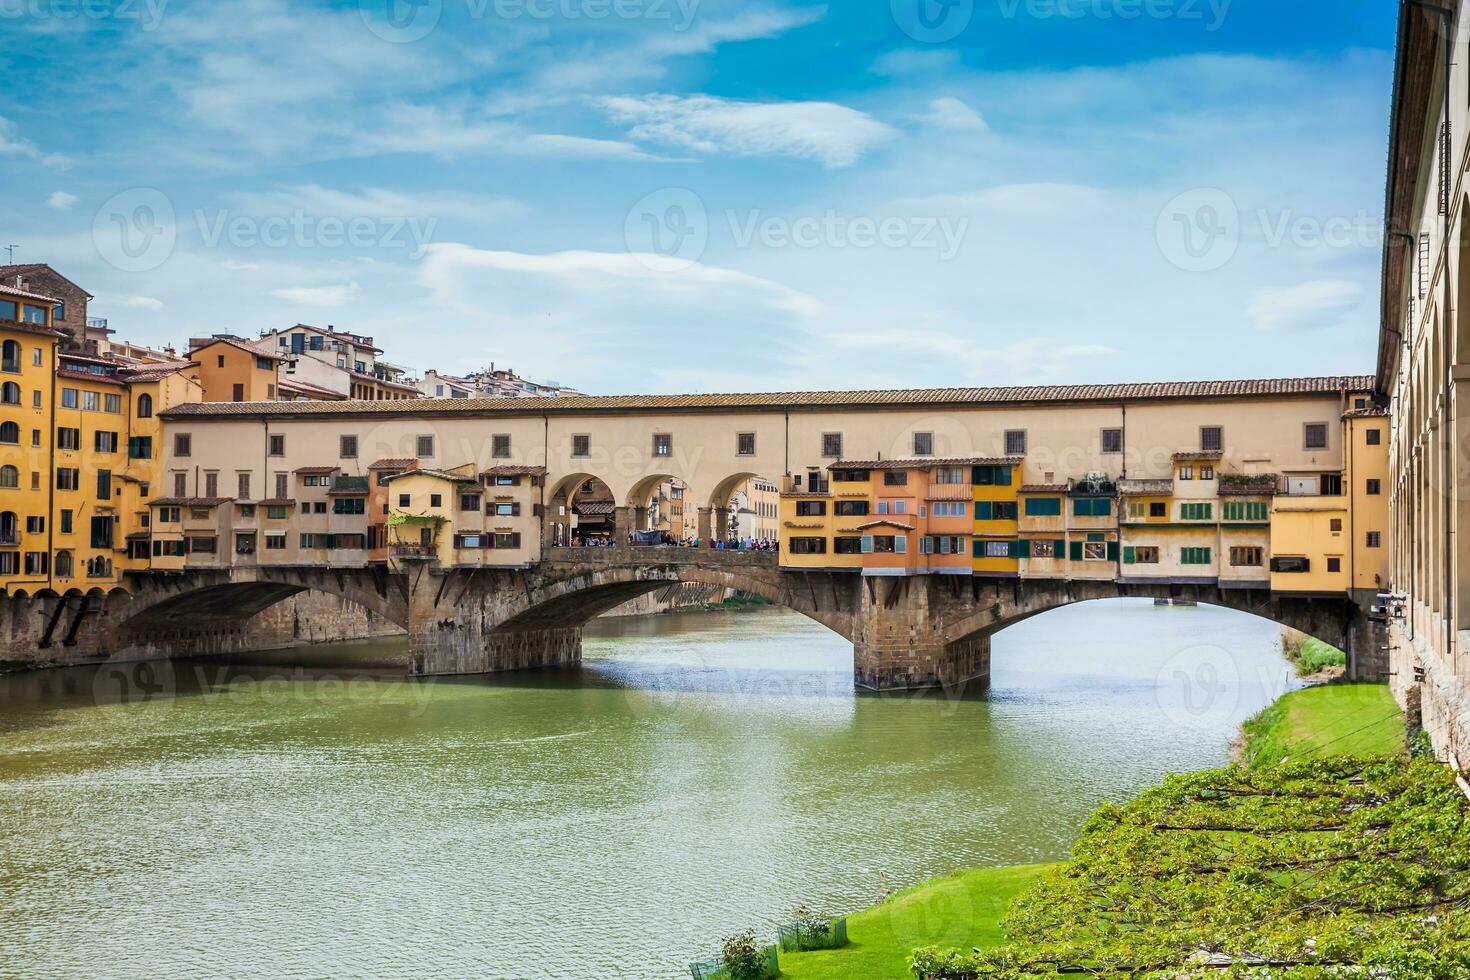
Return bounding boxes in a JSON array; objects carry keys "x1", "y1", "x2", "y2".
[{"x1": 0, "y1": 599, "x2": 1298, "y2": 978}]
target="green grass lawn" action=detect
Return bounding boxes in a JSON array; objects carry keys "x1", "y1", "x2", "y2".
[
  {"x1": 776, "y1": 864, "x2": 1050, "y2": 979},
  {"x1": 1241, "y1": 683, "x2": 1404, "y2": 766}
]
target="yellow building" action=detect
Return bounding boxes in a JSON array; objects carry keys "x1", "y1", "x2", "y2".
[
  {"x1": 971, "y1": 459, "x2": 1022, "y2": 576},
  {"x1": 778, "y1": 465, "x2": 869, "y2": 569},
  {"x1": 0, "y1": 281, "x2": 61, "y2": 593},
  {"x1": 1343, "y1": 408, "x2": 1390, "y2": 593},
  {"x1": 53, "y1": 352, "x2": 136, "y2": 587}
]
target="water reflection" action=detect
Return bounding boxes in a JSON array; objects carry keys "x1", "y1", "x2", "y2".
[{"x1": 0, "y1": 599, "x2": 1299, "y2": 979}]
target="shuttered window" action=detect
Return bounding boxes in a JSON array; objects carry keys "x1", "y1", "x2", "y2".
[{"x1": 1024, "y1": 497, "x2": 1061, "y2": 516}]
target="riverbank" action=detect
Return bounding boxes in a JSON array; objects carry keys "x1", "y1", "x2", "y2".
[{"x1": 773, "y1": 681, "x2": 1407, "y2": 978}]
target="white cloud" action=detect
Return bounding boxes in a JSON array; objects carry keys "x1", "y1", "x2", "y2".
[
  {"x1": 920, "y1": 97, "x2": 989, "y2": 133},
  {"x1": 1246, "y1": 280, "x2": 1362, "y2": 333},
  {"x1": 120, "y1": 295, "x2": 165, "y2": 310},
  {"x1": 0, "y1": 116, "x2": 69, "y2": 168},
  {"x1": 229, "y1": 185, "x2": 519, "y2": 224},
  {"x1": 598, "y1": 94, "x2": 894, "y2": 168},
  {"x1": 272, "y1": 282, "x2": 362, "y2": 307},
  {"x1": 47, "y1": 191, "x2": 79, "y2": 210}
]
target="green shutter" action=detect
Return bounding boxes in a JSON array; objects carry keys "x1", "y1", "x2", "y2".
[
  {"x1": 1070, "y1": 540, "x2": 1083, "y2": 561},
  {"x1": 1056, "y1": 539, "x2": 1066, "y2": 556},
  {"x1": 1009, "y1": 539, "x2": 1028, "y2": 559},
  {"x1": 972, "y1": 540, "x2": 983, "y2": 558},
  {"x1": 1123, "y1": 545, "x2": 1136, "y2": 564},
  {"x1": 1106, "y1": 541, "x2": 1119, "y2": 562},
  {"x1": 975, "y1": 501, "x2": 992, "y2": 521},
  {"x1": 997, "y1": 466, "x2": 1012, "y2": 487}
]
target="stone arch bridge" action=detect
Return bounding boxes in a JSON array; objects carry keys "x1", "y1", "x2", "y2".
[{"x1": 3, "y1": 549, "x2": 1380, "y2": 690}]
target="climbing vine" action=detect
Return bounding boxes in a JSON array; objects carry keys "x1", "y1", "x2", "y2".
[{"x1": 912, "y1": 757, "x2": 1470, "y2": 979}]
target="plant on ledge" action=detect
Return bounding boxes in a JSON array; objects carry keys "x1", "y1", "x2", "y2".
[{"x1": 911, "y1": 756, "x2": 1470, "y2": 979}]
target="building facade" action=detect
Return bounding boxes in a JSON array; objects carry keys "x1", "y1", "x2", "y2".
[{"x1": 1378, "y1": 1, "x2": 1470, "y2": 764}]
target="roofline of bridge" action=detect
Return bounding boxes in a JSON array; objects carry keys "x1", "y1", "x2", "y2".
[{"x1": 161, "y1": 375, "x2": 1375, "y2": 422}]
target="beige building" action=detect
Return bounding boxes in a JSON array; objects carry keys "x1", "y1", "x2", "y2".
[{"x1": 1378, "y1": 2, "x2": 1470, "y2": 763}]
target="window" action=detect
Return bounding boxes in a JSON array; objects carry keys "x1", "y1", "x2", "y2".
[
  {"x1": 1366, "y1": 479, "x2": 1381, "y2": 496},
  {"x1": 1326, "y1": 557, "x2": 1342, "y2": 573},
  {"x1": 1367, "y1": 531, "x2": 1382, "y2": 548},
  {"x1": 931, "y1": 501, "x2": 967, "y2": 517},
  {"x1": 1073, "y1": 497, "x2": 1112, "y2": 517},
  {"x1": 54, "y1": 551, "x2": 73, "y2": 578},
  {"x1": 974, "y1": 500, "x2": 1018, "y2": 521},
  {"x1": 789, "y1": 537, "x2": 827, "y2": 555},
  {"x1": 1180, "y1": 502, "x2": 1212, "y2": 520},
  {"x1": 821, "y1": 433, "x2": 843, "y2": 458},
  {"x1": 0, "y1": 552, "x2": 15, "y2": 575},
  {"x1": 97, "y1": 469, "x2": 112, "y2": 500},
  {"x1": 24, "y1": 553, "x2": 48, "y2": 576},
  {"x1": 1304, "y1": 423, "x2": 1328, "y2": 450},
  {"x1": 1330, "y1": 518, "x2": 1343, "y2": 533},
  {"x1": 189, "y1": 536, "x2": 218, "y2": 555},
  {"x1": 60, "y1": 387, "x2": 77, "y2": 408},
  {"x1": 795, "y1": 501, "x2": 826, "y2": 517},
  {"x1": 1230, "y1": 546, "x2": 1263, "y2": 567},
  {"x1": 732, "y1": 432, "x2": 757, "y2": 456},
  {"x1": 461, "y1": 494, "x2": 483, "y2": 512},
  {"x1": 397, "y1": 494, "x2": 411, "y2": 508},
  {"x1": 1200, "y1": 426, "x2": 1223, "y2": 452},
  {"x1": 173, "y1": 472, "x2": 187, "y2": 496},
  {"x1": 0, "y1": 340, "x2": 18, "y2": 372},
  {"x1": 1031, "y1": 540, "x2": 1055, "y2": 559},
  {"x1": 912, "y1": 432, "x2": 934, "y2": 456},
  {"x1": 1024, "y1": 497, "x2": 1062, "y2": 517},
  {"x1": 571, "y1": 434, "x2": 591, "y2": 458},
  {"x1": 1081, "y1": 541, "x2": 1107, "y2": 561},
  {"x1": 1101, "y1": 428, "x2": 1122, "y2": 454},
  {"x1": 95, "y1": 431, "x2": 118, "y2": 453},
  {"x1": 1127, "y1": 546, "x2": 1159, "y2": 564},
  {"x1": 1320, "y1": 473, "x2": 1343, "y2": 496},
  {"x1": 333, "y1": 497, "x2": 365, "y2": 515},
  {"x1": 492, "y1": 434, "x2": 512, "y2": 458},
  {"x1": 174, "y1": 433, "x2": 192, "y2": 457},
  {"x1": 103, "y1": 394, "x2": 121, "y2": 414},
  {"x1": 830, "y1": 469, "x2": 870, "y2": 483},
  {"x1": 1004, "y1": 430, "x2": 1027, "y2": 455},
  {"x1": 1149, "y1": 501, "x2": 1167, "y2": 518},
  {"x1": 204, "y1": 472, "x2": 219, "y2": 498},
  {"x1": 492, "y1": 502, "x2": 520, "y2": 517},
  {"x1": 0, "y1": 382, "x2": 19, "y2": 405},
  {"x1": 834, "y1": 500, "x2": 869, "y2": 517},
  {"x1": 275, "y1": 473, "x2": 288, "y2": 498},
  {"x1": 60, "y1": 509, "x2": 72, "y2": 533},
  {"x1": 972, "y1": 465, "x2": 1013, "y2": 487},
  {"x1": 1181, "y1": 546, "x2": 1212, "y2": 565},
  {"x1": 128, "y1": 436, "x2": 153, "y2": 460},
  {"x1": 868, "y1": 535, "x2": 899, "y2": 554},
  {"x1": 652, "y1": 433, "x2": 673, "y2": 457},
  {"x1": 82, "y1": 391, "x2": 99, "y2": 412},
  {"x1": 429, "y1": 494, "x2": 443, "y2": 508},
  {"x1": 55, "y1": 468, "x2": 79, "y2": 491},
  {"x1": 24, "y1": 516, "x2": 42, "y2": 534},
  {"x1": 269, "y1": 434, "x2": 286, "y2": 457},
  {"x1": 137, "y1": 394, "x2": 153, "y2": 418},
  {"x1": 833, "y1": 536, "x2": 863, "y2": 555},
  {"x1": 264, "y1": 533, "x2": 287, "y2": 551},
  {"x1": 1178, "y1": 465, "x2": 1194, "y2": 481},
  {"x1": 933, "y1": 466, "x2": 965, "y2": 485},
  {"x1": 57, "y1": 427, "x2": 80, "y2": 451},
  {"x1": 340, "y1": 435, "x2": 358, "y2": 459},
  {"x1": 238, "y1": 473, "x2": 251, "y2": 499},
  {"x1": 90, "y1": 516, "x2": 115, "y2": 549},
  {"x1": 1222, "y1": 501, "x2": 1269, "y2": 521},
  {"x1": 1199, "y1": 466, "x2": 1215, "y2": 481}
]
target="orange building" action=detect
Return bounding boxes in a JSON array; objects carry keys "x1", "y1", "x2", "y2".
[{"x1": 186, "y1": 336, "x2": 285, "y2": 402}]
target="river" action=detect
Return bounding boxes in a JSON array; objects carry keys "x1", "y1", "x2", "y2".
[{"x1": 0, "y1": 599, "x2": 1299, "y2": 979}]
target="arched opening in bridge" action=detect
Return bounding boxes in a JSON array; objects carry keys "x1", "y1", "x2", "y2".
[
  {"x1": 624, "y1": 473, "x2": 680, "y2": 543},
  {"x1": 547, "y1": 474, "x2": 616, "y2": 547},
  {"x1": 706, "y1": 471, "x2": 781, "y2": 548}
]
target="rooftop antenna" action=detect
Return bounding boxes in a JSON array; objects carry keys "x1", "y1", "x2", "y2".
[{"x1": 3, "y1": 245, "x2": 17, "y2": 264}]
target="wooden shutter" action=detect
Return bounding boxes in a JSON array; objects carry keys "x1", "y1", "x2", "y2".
[
  {"x1": 1123, "y1": 545, "x2": 1135, "y2": 564},
  {"x1": 1106, "y1": 541, "x2": 1119, "y2": 562},
  {"x1": 1009, "y1": 539, "x2": 1028, "y2": 559},
  {"x1": 975, "y1": 501, "x2": 992, "y2": 520},
  {"x1": 1069, "y1": 540, "x2": 1083, "y2": 561}
]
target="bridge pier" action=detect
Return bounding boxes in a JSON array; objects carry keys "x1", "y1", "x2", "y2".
[{"x1": 852, "y1": 576, "x2": 990, "y2": 693}]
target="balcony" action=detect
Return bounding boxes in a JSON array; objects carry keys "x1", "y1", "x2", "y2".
[
  {"x1": 333, "y1": 476, "x2": 370, "y2": 492},
  {"x1": 390, "y1": 544, "x2": 436, "y2": 560}
]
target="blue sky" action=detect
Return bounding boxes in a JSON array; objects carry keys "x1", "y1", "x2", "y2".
[{"x1": 1, "y1": 0, "x2": 1396, "y2": 394}]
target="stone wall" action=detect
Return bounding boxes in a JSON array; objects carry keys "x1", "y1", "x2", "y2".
[{"x1": 241, "y1": 591, "x2": 405, "y2": 650}]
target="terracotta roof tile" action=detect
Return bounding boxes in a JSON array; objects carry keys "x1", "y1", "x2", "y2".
[
  {"x1": 1019, "y1": 483, "x2": 1069, "y2": 493},
  {"x1": 157, "y1": 375, "x2": 1378, "y2": 420},
  {"x1": 256, "y1": 498, "x2": 297, "y2": 507},
  {"x1": 293, "y1": 466, "x2": 341, "y2": 475},
  {"x1": 830, "y1": 456, "x2": 1022, "y2": 470},
  {"x1": 0, "y1": 317, "x2": 63, "y2": 339},
  {"x1": 150, "y1": 497, "x2": 233, "y2": 507},
  {"x1": 1173, "y1": 450, "x2": 1224, "y2": 461},
  {"x1": 481, "y1": 465, "x2": 547, "y2": 477},
  {"x1": 369, "y1": 457, "x2": 418, "y2": 470}
]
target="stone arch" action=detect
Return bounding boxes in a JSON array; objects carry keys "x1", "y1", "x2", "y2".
[
  {"x1": 492, "y1": 561, "x2": 855, "y2": 642},
  {"x1": 547, "y1": 472, "x2": 617, "y2": 546}
]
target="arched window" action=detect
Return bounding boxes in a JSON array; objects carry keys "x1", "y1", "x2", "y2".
[
  {"x1": 54, "y1": 551, "x2": 73, "y2": 579},
  {"x1": 0, "y1": 421, "x2": 18, "y2": 444},
  {"x1": 137, "y1": 393, "x2": 153, "y2": 418},
  {"x1": 0, "y1": 466, "x2": 18, "y2": 489},
  {"x1": 1, "y1": 382, "x2": 20, "y2": 405},
  {"x1": 1, "y1": 340, "x2": 19, "y2": 373}
]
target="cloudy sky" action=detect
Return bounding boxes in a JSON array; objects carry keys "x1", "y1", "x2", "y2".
[{"x1": 3, "y1": 0, "x2": 1394, "y2": 394}]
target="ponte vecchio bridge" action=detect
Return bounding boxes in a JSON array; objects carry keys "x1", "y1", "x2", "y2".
[{"x1": 0, "y1": 376, "x2": 1390, "y2": 690}]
